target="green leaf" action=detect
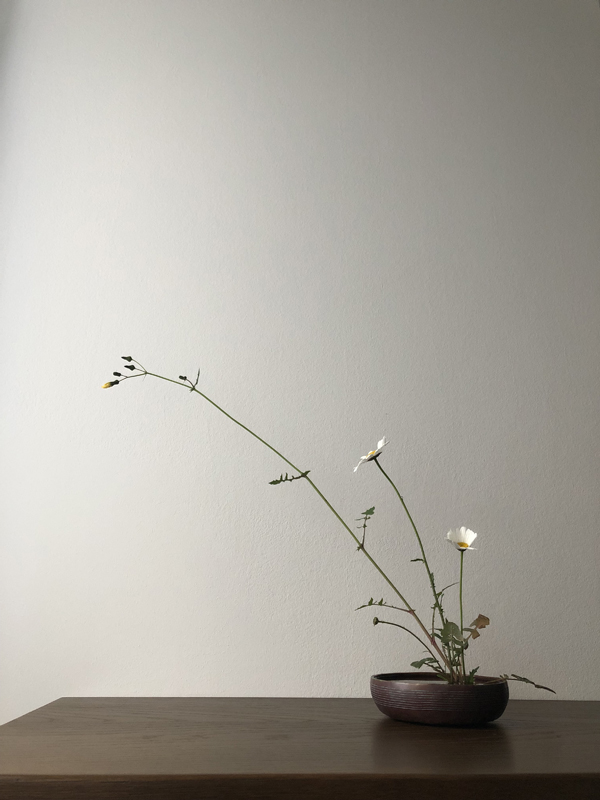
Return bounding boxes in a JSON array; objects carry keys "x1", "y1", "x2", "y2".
[
  {"x1": 355, "y1": 599, "x2": 414, "y2": 615},
  {"x1": 500, "y1": 674, "x2": 556, "y2": 694},
  {"x1": 269, "y1": 470, "x2": 311, "y2": 485},
  {"x1": 466, "y1": 666, "x2": 480, "y2": 684},
  {"x1": 411, "y1": 658, "x2": 435, "y2": 669},
  {"x1": 439, "y1": 620, "x2": 463, "y2": 644},
  {"x1": 363, "y1": 507, "x2": 375, "y2": 516}
]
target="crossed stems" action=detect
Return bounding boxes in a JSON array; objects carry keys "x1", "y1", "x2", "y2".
[
  {"x1": 115, "y1": 360, "x2": 455, "y2": 677},
  {"x1": 373, "y1": 460, "x2": 466, "y2": 680},
  {"x1": 373, "y1": 460, "x2": 448, "y2": 634}
]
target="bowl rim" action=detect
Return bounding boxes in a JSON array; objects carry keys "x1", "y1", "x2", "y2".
[{"x1": 371, "y1": 671, "x2": 507, "y2": 687}]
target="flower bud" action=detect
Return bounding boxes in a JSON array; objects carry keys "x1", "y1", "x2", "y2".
[
  {"x1": 179, "y1": 376, "x2": 187, "y2": 381},
  {"x1": 121, "y1": 356, "x2": 133, "y2": 362},
  {"x1": 102, "y1": 380, "x2": 119, "y2": 388},
  {"x1": 373, "y1": 617, "x2": 379, "y2": 626},
  {"x1": 113, "y1": 372, "x2": 122, "y2": 377}
]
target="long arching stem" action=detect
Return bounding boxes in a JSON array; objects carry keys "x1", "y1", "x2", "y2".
[
  {"x1": 373, "y1": 459, "x2": 447, "y2": 631},
  {"x1": 118, "y1": 365, "x2": 453, "y2": 673},
  {"x1": 373, "y1": 619, "x2": 444, "y2": 672}
]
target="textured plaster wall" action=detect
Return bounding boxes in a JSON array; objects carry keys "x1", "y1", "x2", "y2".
[{"x1": 0, "y1": 0, "x2": 599, "y2": 724}]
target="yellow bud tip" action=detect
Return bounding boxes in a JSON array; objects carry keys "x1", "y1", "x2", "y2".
[
  {"x1": 458, "y1": 542, "x2": 469, "y2": 549},
  {"x1": 102, "y1": 382, "x2": 112, "y2": 389}
]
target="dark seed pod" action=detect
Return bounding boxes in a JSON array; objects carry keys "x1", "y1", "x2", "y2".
[
  {"x1": 124, "y1": 365, "x2": 136, "y2": 371},
  {"x1": 121, "y1": 356, "x2": 133, "y2": 362},
  {"x1": 179, "y1": 376, "x2": 187, "y2": 381},
  {"x1": 113, "y1": 372, "x2": 122, "y2": 377}
]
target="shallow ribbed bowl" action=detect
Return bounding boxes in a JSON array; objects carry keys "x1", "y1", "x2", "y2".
[{"x1": 371, "y1": 672, "x2": 509, "y2": 726}]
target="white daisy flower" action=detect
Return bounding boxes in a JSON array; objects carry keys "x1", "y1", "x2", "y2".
[
  {"x1": 354, "y1": 437, "x2": 388, "y2": 472},
  {"x1": 446, "y1": 527, "x2": 477, "y2": 551}
]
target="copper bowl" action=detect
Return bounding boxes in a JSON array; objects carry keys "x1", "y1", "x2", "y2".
[{"x1": 371, "y1": 672, "x2": 509, "y2": 726}]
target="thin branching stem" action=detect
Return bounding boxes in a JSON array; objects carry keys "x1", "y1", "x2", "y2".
[
  {"x1": 373, "y1": 459, "x2": 444, "y2": 625},
  {"x1": 116, "y1": 365, "x2": 453, "y2": 673},
  {"x1": 107, "y1": 362, "x2": 558, "y2": 692},
  {"x1": 373, "y1": 458, "x2": 455, "y2": 679}
]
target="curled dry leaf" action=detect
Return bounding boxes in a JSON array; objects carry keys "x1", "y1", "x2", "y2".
[{"x1": 467, "y1": 613, "x2": 490, "y2": 639}]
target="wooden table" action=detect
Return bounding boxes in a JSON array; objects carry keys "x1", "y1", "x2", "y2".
[{"x1": 0, "y1": 698, "x2": 598, "y2": 799}]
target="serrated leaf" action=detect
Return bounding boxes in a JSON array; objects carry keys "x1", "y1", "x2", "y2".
[
  {"x1": 411, "y1": 658, "x2": 435, "y2": 669},
  {"x1": 362, "y1": 507, "x2": 375, "y2": 516},
  {"x1": 269, "y1": 470, "x2": 311, "y2": 485},
  {"x1": 466, "y1": 666, "x2": 480, "y2": 684},
  {"x1": 502, "y1": 674, "x2": 556, "y2": 694}
]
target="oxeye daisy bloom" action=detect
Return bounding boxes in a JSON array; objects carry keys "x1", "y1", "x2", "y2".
[
  {"x1": 354, "y1": 437, "x2": 388, "y2": 472},
  {"x1": 446, "y1": 527, "x2": 477, "y2": 551}
]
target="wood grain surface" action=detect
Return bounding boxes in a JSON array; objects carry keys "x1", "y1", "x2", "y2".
[{"x1": 0, "y1": 698, "x2": 598, "y2": 799}]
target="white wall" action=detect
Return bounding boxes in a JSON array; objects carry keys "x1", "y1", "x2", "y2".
[{"x1": 0, "y1": 0, "x2": 599, "y2": 724}]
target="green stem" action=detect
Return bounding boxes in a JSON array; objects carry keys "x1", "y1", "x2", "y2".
[
  {"x1": 373, "y1": 619, "x2": 444, "y2": 671},
  {"x1": 122, "y1": 367, "x2": 453, "y2": 673},
  {"x1": 373, "y1": 459, "x2": 454, "y2": 676},
  {"x1": 373, "y1": 460, "x2": 444, "y2": 624},
  {"x1": 460, "y1": 550, "x2": 466, "y2": 679}
]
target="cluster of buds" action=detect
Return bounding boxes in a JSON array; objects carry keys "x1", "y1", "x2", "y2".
[{"x1": 102, "y1": 356, "x2": 143, "y2": 388}]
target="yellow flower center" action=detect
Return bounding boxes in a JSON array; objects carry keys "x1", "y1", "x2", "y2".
[
  {"x1": 458, "y1": 542, "x2": 469, "y2": 549},
  {"x1": 368, "y1": 450, "x2": 376, "y2": 456}
]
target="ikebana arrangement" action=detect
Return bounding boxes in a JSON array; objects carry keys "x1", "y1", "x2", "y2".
[{"x1": 104, "y1": 357, "x2": 554, "y2": 724}]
